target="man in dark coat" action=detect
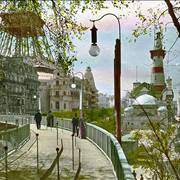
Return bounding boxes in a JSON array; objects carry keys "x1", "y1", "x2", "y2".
[
  {"x1": 72, "y1": 113, "x2": 79, "y2": 136},
  {"x1": 34, "y1": 110, "x2": 42, "y2": 129}
]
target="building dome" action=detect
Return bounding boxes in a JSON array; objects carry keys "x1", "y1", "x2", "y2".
[
  {"x1": 157, "y1": 106, "x2": 167, "y2": 112},
  {"x1": 124, "y1": 106, "x2": 134, "y2": 112},
  {"x1": 133, "y1": 94, "x2": 157, "y2": 105}
]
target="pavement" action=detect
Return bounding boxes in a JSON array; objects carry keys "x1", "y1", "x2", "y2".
[{"x1": 0, "y1": 124, "x2": 116, "y2": 180}]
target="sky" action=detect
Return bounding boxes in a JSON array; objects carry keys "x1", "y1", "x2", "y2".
[{"x1": 72, "y1": 1, "x2": 180, "y2": 98}]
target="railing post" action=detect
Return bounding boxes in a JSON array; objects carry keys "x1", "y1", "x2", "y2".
[
  {"x1": 75, "y1": 134, "x2": 77, "y2": 147},
  {"x1": 61, "y1": 118, "x2": 63, "y2": 133},
  {"x1": 56, "y1": 147, "x2": 60, "y2": 180},
  {"x1": 36, "y1": 133, "x2": 39, "y2": 174},
  {"x1": 21, "y1": 117, "x2": 23, "y2": 125},
  {"x1": 74, "y1": 148, "x2": 81, "y2": 180},
  {"x1": 56, "y1": 122, "x2": 59, "y2": 146},
  {"x1": 5, "y1": 120, "x2": 8, "y2": 147},
  {"x1": 72, "y1": 135, "x2": 74, "y2": 170},
  {"x1": 4, "y1": 146, "x2": 8, "y2": 180},
  {"x1": 16, "y1": 120, "x2": 19, "y2": 149},
  {"x1": 79, "y1": 148, "x2": 81, "y2": 167}
]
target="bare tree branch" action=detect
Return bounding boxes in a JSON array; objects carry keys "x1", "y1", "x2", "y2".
[{"x1": 164, "y1": 0, "x2": 180, "y2": 36}]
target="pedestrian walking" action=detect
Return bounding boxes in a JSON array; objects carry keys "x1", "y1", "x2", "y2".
[
  {"x1": 140, "y1": 174, "x2": 144, "y2": 180},
  {"x1": 34, "y1": 110, "x2": 42, "y2": 129},
  {"x1": 46, "y1": 110, "x2": 54, "y2": 127},
  {"x1": 79, "y1": 118, "x2": 86, "y2": 139},
  {"x1": 72, "y1": 113, "x2": 79, "y2": 136},
  {"x1": 132, "y1": 170, "x2": 137, "y2": 180}
]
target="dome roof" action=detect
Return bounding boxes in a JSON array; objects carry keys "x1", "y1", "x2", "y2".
[
  {"x1": 158, "y1": 106, "x2": 167, "y2": 112},
  {"x1": 124, "y1": 106, "x2": 134, "y2": 112},
  {"x1": 133, "y1": 94, "x2": 157, "y2": 106}
]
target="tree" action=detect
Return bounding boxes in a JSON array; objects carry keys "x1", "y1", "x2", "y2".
[
  {"x1": 164, "y1": 0, "x2": 180, "y2": 36},
  {"x1": 130, "y1": 122, "x2": 180, "y2": 180},
  {"x1": 131, "y1": 0, "x2": 180, "y2": 41},
  {"x1": 0, "y1": 0, "x2": 111, "y2": 72},
  {"x1": 126, "y1": 91, "x2": 180, "y2": 180},
  {"x1": 0, "y1": 1, "x2": 179, "y2": 70}
]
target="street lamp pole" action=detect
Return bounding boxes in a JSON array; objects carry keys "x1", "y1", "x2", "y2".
[
  {"x1": 89, "y1": 13, "x2": 121, "y2": 144},
  {"x1": 71, "y1": 72, "x2": 84, "y2": 120}
]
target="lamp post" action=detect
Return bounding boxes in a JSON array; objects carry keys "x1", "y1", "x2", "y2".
[
  {"x1": 71, "y1": 72, "x2": 86, "y2": 138},
  {"x1": 71, "y1": 72, "x2": 84, "y2": 119},
  {"x1": 89, "y1": 13, "x2": 121, "y2": 144},
  {"x1": 33, "y1": 94, "x2": 37, "y2": 114}
]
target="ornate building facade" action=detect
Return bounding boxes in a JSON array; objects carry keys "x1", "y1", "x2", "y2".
[
  {"x1": 0, "y1": 56, "x2": 39, "y2": 115},
  {"x1": 38, "y1": 66, "x2": 98, "y2": 113}
]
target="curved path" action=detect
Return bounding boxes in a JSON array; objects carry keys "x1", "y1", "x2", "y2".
[{"x1": 0, "y1": 124, "x2": 116, "y2": 180}]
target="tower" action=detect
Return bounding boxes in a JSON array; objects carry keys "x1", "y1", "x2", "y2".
[{"x1": 150, "y1": 32, "x2": 166, "y2": 97}]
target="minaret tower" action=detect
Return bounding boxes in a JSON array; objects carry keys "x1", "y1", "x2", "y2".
[{"x1": 150, "y1": 32, "x2": 166, "y2": 96}]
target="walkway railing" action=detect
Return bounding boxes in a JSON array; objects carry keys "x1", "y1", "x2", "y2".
[
  {"x1": 40, "y1": 139, "x2": 64, "y2": 180},
  {"x1": 55, "y1": 118, "x2": 134, "y2": 180},
  {"x1": 0, "y1": 115, "x2": 33, "y2": 126},
  {"x1": 0, "y1": 123, "x2": 30, "y2": 159},
  {"x1": 0, "y1": 115, "x2": 134, "y2": 180},
  {"x1": 86, "y1": 123, "x2": 134, "y2": 180}
]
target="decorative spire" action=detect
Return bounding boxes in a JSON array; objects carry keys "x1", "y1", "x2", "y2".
[{"x1": 154, "y1": 32, "x2": 162, "y2": 50}]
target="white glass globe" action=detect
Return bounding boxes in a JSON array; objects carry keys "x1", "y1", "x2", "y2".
[
  {"x1": 71, "y1": 83, "x2": 76, "y2": 89},
  {"x1": 89, "y1": 44, "x2": 100, "y2": 57}
]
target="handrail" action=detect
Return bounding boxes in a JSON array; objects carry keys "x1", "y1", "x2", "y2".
[
  {"x1": 86, "y1": 123, "x2": 134, "y2": 180},
  {"x1": 0, "y1": 123, "x2": 30, "y2": 160},
  {"x1": 0, "y1": 115, "x2": 134, "y2": 180},
  {"x1": 74, "y1": 148, "x2": 81, "y2": 180},
  {"x1": 56, "y1": 118, "x2": 134, "y2": 180},
  {"x1": 40, "y1": 139, "x2": 63, "y2": 180}
]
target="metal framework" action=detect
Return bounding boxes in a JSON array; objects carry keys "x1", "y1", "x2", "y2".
[{"x1": 0, "y1": 11, "x2": 54, "y2": 63}]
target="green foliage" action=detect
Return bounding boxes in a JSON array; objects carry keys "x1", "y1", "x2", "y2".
[
  {"x1": 1, "y1": 1, "x2": 179, "y2": 71},
  {"x1": 83, "y1": 107, "x2": 116, "y2": 134},
  {"x1": 52, "y1": 108, "x2": 116, "y2": 134},
  {"x1": 130, "y1": 1, "x2": 180, "y2": 43},
  {"x1": 129, "y1": 122, "x2": 180, "y2": 179},
  {"x1": 0, "y1": 0, "x2": 130, "y2": 72},
  {"x1": 52, "y1": 110, "x2": 80, "y2": 118}
]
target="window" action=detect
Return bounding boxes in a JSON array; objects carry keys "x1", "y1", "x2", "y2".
[
  {"x1": 55, "y1": 91, "x2": 59, "y2": 96},
  {"x1": 63, "y1": 81, "x2": 65, "y2": 85},
  {"x1": 57, "y1": 73, "x2": 60, "y2": 76},
  {"x1": 63, "y1": 91, "x2": 66, "y2": 96},
  {"x1": 64, "y1": 103, "x2": 66, "y2": 109},
  {"x1": 56, "y1": 80, "x2": 59, "y2": 86},
  {"x1": 55, "y1": 101, "x2": 59, "y2": 109}
]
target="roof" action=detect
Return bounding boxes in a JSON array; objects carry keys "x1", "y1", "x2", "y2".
[
  {"x1": 0, "y1": 11, "x2": 45, "y2": 37},
  {"x1": 133, "y1": 94, "x2": 157, "y2": 106},
  {"x1": 124, "y1": 106, "x2": 134, "y2": 112},
  {"x1": 157, "y1": 106, "x2": 167, "y2": 112}
]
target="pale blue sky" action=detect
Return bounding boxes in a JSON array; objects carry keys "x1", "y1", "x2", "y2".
[{"x1": 72, "y1": 1, "x2": 180, "y2": 98}]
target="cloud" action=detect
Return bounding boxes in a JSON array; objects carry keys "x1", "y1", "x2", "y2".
[{"x1": 73, "y1": 2, "x2": 179, "y2": 96}]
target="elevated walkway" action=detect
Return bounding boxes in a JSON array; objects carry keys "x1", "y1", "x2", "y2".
[{"x1": 0, "y1": 124, "x2": 116, "y2": 180}]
